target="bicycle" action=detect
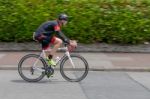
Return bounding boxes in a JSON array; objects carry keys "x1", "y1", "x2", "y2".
[{"x1": 18, "y1": 44, "x2": 89, "y2": 82}]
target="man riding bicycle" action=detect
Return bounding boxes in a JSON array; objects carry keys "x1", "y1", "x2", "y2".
[{"x1": 34, "y1": 13, "x2": 77, "y2": 66}]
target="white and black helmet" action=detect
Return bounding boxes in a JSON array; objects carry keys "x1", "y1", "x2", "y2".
[{"x1": 58, "y1": 13, "x2": 68, "y2": 21}]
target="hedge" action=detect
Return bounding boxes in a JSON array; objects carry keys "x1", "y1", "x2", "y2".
[{"x1": 1, "y1": 0, "x2": 150, "y2": 44}]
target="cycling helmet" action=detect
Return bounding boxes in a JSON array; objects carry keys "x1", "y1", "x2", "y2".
[{"x1": 58, "y1": 13, "x2": 68, "y2": 21}]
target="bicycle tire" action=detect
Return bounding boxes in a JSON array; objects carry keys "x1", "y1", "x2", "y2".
[
  {"x1": 18, "y1": 54, "x2": 47, "y2": 82},
  {"x1": 60, "y1": 54, "x2": 89, "y2": 82}
]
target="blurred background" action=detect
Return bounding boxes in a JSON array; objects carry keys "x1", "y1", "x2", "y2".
[{"x1": 0, "y1": 0, "x2": 150, "y2": 44}]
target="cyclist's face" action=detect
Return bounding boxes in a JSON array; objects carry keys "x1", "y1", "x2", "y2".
[{"x1": 61, "y1": 20, "x2": 68, "y2": 26}]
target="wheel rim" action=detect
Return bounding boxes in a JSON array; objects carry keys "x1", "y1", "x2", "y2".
[
  {"x1": 18, "y1": 55, "x2": 45, "y2": 82},
  {"x1": 61, "y1": 55, "x2": 88, "y2": 82}
]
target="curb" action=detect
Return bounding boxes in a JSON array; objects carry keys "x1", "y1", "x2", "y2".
[
  {"x1": 1, "y1": 67, "x2": 150, "y2": 72},
  {"x1": 90, "y1": 68, "x2": 150, "y2": 72}
]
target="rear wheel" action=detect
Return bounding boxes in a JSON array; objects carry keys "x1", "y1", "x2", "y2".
[
  {"x1": 60, "y1": 54, "x2": 89, "y2": 82},
  {"x1": 18, "y1": 54, "x2": 46, "y2": 82}
]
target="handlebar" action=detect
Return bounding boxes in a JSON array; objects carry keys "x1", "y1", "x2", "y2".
[{"x1": 64, "y1": 43, "x2": 69, "y2": 47}]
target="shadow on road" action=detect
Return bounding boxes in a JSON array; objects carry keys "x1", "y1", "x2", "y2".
[{"x1": 10, "y1": 79, "x2": 74, "y2": 84}]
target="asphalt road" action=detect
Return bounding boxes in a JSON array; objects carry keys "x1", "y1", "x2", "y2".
[{"x1": 0, "y1": 70, "x2": 150, "y2": 99}]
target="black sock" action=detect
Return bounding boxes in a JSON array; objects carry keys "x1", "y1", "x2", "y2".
[{"x1": 48, "y1": 54, "x2": 53, "y2": 59}]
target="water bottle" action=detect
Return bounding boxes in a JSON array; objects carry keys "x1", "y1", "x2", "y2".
[{"x1": 55, "y1": 56, "x2": 61, "y2": 64}]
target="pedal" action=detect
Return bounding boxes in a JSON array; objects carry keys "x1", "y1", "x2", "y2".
[{"x1": 45, "y1": 67, "x2": 54, "y2": 78}]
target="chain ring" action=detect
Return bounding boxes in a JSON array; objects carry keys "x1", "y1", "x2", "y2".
[{"x1": 45, "y1": 67, "x2": 54, "y2": 77}]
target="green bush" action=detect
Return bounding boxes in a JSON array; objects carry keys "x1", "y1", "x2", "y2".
[{"x1": 1, "y1": 0, "x2": 150, "y2": 44}]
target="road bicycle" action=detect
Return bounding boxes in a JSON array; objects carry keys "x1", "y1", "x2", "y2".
[{"x1": 18, "y1": 44, "x2": 89, "y2": 82}]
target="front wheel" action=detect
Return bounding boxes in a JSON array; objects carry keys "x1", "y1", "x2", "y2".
[{"x1": 60, "y1": 54, "x2": 89, "y2": 82}]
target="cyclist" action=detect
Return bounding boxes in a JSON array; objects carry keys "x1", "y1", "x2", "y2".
[{"x1": 34, "y1": 13, "x2": 77, "y2": 66}]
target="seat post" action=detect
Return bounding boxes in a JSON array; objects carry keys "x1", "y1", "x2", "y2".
[{"x1": 42, "y1": 50, "x2": 46, "y2": 58}]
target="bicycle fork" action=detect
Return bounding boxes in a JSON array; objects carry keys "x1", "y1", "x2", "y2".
[{"x1": 66, "y1": 51, "x2": 75, "y2": 68}]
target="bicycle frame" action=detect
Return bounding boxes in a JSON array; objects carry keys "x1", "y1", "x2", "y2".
[{"x1": 32, "y1": 46, "x2": 75, "y2": 73}]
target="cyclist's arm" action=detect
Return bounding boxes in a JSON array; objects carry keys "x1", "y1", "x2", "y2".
[
  {"x1": 54, "y1": 25, "x2": 70, "y2": 44},
  {"x1": 56, "y1": 31, "x2": 70, "y2": 44}
]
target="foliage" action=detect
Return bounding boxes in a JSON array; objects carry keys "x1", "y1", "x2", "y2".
[{"x1": 1, "y1": 0, "x2": 150, "y2": 44}]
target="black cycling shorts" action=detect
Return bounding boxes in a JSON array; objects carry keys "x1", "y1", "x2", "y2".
[{"x1": 35, "y1": 34, "x2": 56, "y2": 50}]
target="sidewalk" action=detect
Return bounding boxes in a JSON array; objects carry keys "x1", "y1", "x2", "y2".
[
  {"x1": 1, "y1": 42, "x2": 150, "y2": 71},
  {"x1": 0, "y1": 51, "x2": 150, "y2": 71}
]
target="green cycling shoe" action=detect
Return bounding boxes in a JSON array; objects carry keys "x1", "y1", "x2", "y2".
[{"x1": 46, "y1": 58, "x2": 56, "y2": 66}]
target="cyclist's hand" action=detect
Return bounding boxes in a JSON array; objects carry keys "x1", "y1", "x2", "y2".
[
  {"x1": 68, "y1": 40, "x2": 77, "y2": 51},
  {"x1": 70, "y1": 40, "x2": 77, "y2": 47}
]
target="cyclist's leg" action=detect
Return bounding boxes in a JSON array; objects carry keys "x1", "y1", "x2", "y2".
[
  {"x1": 42, "y1": 36, "x2": 62, "y2": 57},
  {"x1": 41, "y1": 36, "x2": 51, "y2": 51},
  {"x1": 42, "y1": 36, "x2": 62, "y2": 65},
  {"x1": 50, "y1": 36, "x2": 62, "y2": 57}
]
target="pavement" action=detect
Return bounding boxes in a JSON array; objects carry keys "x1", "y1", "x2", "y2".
[
  {"x1": 0, "y1": 51, "x2": 150, "y2": 71},
  {"x1": 1, "y1": 42, "x2": 150, "y2": 71},
  {"x1": 0, "y1": 57, "x2": 150, "y2": 99},
  {"x1": 1, "y1": 70, "x2": 150, "y2": 99},
  {"x1": 1, "y1": 43, "x2": 150, "y2": 99}
]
